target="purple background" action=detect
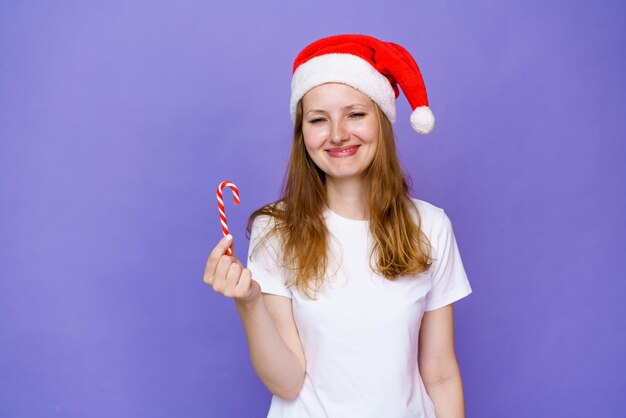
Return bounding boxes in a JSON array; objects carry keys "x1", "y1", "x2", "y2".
[{"x1": 1, "y1": 0, "x2": 625, "y2": 417}]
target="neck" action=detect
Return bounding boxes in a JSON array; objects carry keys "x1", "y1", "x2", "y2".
[{"x1": 325, "y1": 176, "x2": 368, "y2": 220}]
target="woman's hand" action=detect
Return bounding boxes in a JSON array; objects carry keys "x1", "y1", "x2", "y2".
[{"x1": 203, "y1": 235, "x2": 261, "y2": 304}]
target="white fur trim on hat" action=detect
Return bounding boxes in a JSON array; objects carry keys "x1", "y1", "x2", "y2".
[
  {"x1": 290, "y1": 53, "x2": 397, "y2": 123},
  {"x1": 410, "y1": 106, "x2": 435, "y2": 134}
]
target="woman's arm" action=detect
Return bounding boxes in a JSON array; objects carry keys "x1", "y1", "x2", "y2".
[
  {"x1": 204, "y1": 236, "x2": 306, "y2": 399},
  {"x1": 418, "y1": 304, "x2": 466, "y2": 418},
  {"x1": 235, "y1": 294, "x2": 306, "y2": 400}
]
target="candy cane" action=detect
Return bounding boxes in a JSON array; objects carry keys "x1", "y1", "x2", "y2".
[{"x1": 216, "y1": 180, "x2": 240, "y2": 255}]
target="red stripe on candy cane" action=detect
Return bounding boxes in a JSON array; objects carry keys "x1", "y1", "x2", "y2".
[{"x1": 216, "y1": 180, "x2": 240, "y2": 255}]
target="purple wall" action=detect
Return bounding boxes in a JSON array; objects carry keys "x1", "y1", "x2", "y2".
[{"x1": 1, "y1": 0, "x2": 624, "y2": 416}]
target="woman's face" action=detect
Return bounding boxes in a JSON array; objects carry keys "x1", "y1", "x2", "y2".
[{"x1": 301, "y1": 83, "x2": 379, "y2": 184}]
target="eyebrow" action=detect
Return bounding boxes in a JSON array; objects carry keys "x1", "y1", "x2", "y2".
[{"x1": 304, "y1": 104, "x2": 367, "y2": 116}]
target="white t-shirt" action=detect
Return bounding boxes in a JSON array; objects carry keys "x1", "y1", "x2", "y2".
[{"x1": 246, "y1": 198, "x2": 472, "y2": 418}]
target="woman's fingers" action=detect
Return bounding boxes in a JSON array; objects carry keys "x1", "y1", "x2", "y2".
[
  {"x1": 204, "y1": 235, "x2": 235, "y2": 285},
  {"x1": 222, "y1": 263, "x2": 243, "y2": 297},
  {"x1": 235, "y1": 269, "x2": 261, "y2": 302},
  {"x1": 207, "y1": 256, "x2": 258, "y2": 301},
  {"x1": 212, "y1": 255, "x2": 234, "y2": 292},
  {"x1": 233, "y1": 268, "x2": 252, "y2": 297},
  {"x1": 203, "y1": 235, "x2": 260, "y2": 302},
  {"x1": 207, "y1": 235, "x2": 234, "y2": 268}
]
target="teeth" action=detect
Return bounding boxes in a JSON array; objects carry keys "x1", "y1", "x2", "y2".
[{"x1": 326, "y1": 145, "x2": 358, "y2": 155}]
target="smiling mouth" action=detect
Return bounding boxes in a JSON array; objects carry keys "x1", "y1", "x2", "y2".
[{"x1": 326, "y1": 145, "x2": 360, "y2": 158}]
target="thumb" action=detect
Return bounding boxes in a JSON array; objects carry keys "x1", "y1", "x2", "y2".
[
  {"x1": 225, "y1": 234, "x2": 238, "y2": 259},
  {"x1": 217, "y1": 234, "x2": 234, "y2": 255}
]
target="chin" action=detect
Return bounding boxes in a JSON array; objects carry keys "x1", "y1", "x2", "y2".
[{"x1": 325, "y1": 169, "x2": 367, "y2": 181}]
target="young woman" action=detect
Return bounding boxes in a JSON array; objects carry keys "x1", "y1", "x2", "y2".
[{"x1": 203, "y1": 34, "x2": 472, "y2": 418}]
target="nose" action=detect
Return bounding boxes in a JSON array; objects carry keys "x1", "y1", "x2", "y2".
[{"x1": 329, "y1": 120, "x2": 349, "y2": 144}]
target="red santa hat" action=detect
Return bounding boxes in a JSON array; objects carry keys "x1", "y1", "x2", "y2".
[{"x1": 290, "y1": 34, "x2": 435, "y2": 135}]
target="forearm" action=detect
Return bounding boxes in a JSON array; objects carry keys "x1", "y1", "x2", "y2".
[
  {"x1": 423, "y1": 373, "x2": 466, "y2": 418},
  {"x1": 235, "y1": 297, "x2": 304, "y2": 399}
]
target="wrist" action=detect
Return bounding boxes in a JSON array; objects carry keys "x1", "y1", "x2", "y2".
[{"x1": 234, "y1": 293, "x2": 263, "y2": 311}]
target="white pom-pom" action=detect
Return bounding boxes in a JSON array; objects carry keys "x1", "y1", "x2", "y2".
[{"x1": 410, "y1": 106, "x2": 435, "y2": 134}]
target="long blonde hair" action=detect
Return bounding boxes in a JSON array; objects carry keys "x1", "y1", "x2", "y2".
[{"x1": 247, "y1": 100, "x2": 433, "y2": 299}]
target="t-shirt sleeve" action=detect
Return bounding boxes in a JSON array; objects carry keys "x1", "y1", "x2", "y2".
[
  {"x1": 246, "y1": 216, "x2": 293, "y2": 299},
  {"x1": 424, "y1": 209, "x2": 473, "y2": 311}
]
